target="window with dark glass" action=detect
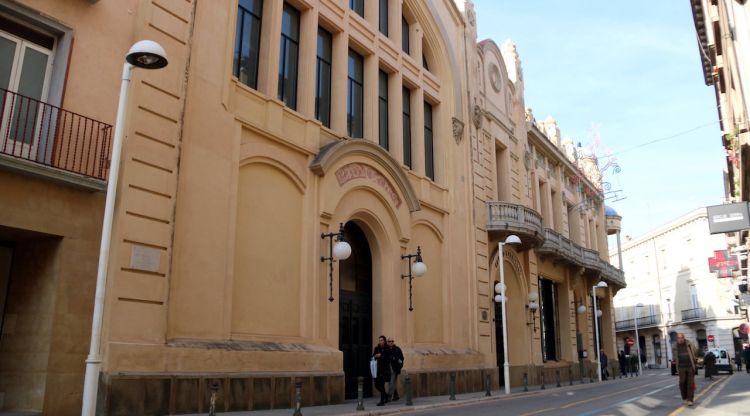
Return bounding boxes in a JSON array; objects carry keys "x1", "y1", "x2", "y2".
[
  {"x1": 422, "y1": 54, "x2": 429, "y2": 71},
  {"x1": 379, "y1": 0, "x2": 388, "y2": 35},
  {"x1": 233, "y1": 0, "x2": 263, "y2": 89},
  {"x1": 350, "y1": 0, "x2": 364, "y2": 17},
  {"x1": 347, "y1": 50, "x2": 364, "y2": 138},
  {"x1": 402, "y1": 87, "x2": 411, "y2": 168},
  {"x1": 401, "y1": 16, "x2": 410, "y2": 54},
  {"x1": 278, "y1": 3, "x2": 300, "y2": 109},
  {"x1": 424, "y1": 102, "x2": 434, "y2": 180},
  {"x1": 539, "y1": 278, "x2": 559, "y2": 362},
  {"x1": 315, "y1": 28, "x2": 332, "y2": 127},
  {"x1": 378, "y1": 70, "x2": 389, "y2": 149}
]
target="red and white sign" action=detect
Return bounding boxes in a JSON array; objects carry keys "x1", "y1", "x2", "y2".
[
  {"x1": 707, "y1": 335, "x2": 715, "y2": 342},
  {"x1": 626, "y1": 338, "x2": 635, "y2": 347}
]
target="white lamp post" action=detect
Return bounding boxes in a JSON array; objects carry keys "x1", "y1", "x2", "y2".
[
  {"x1": 81, "y1": 40, "x2": 168, "y2": 416},
  {"x1": 592, "y1": 280, "x2": 608, "y2": 382},
  {"x1": 634, "y1": 302, "x2": 644, "y2": 375},
  {"x1": 496, "y1": 234, "x2": 521, "y2": 394}
]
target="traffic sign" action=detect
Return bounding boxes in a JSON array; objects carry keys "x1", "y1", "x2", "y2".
[
  {"x1": 707, "y1": 335, "x2": 715, "y2": 342},
  {"x1": 627, "y1": 338, "x2": 635, "y2": 347}
]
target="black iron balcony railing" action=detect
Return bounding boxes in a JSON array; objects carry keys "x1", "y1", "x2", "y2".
[
  {"x1": 681, "y1": 307, "x2": 707, "y2": 321},
  {"x1": 0, "y1": 88, "x2": 113, "y2": 180},
  {"x1": 615, "y1": 315, "x2": 660, "y2": 331}
]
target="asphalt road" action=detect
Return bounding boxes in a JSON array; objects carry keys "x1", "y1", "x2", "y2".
[{"x1": 406, "y1": 370, "x2": 750, "y2": 416}]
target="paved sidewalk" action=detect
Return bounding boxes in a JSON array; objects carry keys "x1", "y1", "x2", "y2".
[{"x1": 185, "y1": 371, "x2": 653, "y2": 416}]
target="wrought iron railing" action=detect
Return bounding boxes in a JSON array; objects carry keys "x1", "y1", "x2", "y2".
[
  {"x1": 615, "y1": 315, "x2": 660, "y2": 331},
  {"x1": 0, "y1": 88, "x2": 112, "y2": 180},
  {"x1": 681, "y1": 307, "x2": 707, "y2": 321}
]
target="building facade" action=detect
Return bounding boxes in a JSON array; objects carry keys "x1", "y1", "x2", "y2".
[
  {"x1": 612, "y1": 208, "x2": 746, "y2": 368},
  {"x1": 0, "y1": 0, "x2": 623, "y2": 414}
]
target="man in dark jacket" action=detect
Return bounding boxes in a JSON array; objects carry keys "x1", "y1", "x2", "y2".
[
  {"x1": 618, "y1": 351, "x2": 627, "y2": 378},
  {"x1": 387, "y1": 338, "x2": 404, "y2": 401},
  {"x1": 372, "y1": 335, "x2": 391, "y2": 406},
  {"x1": 744, "y1": 345, "x2": 750, "y2": 374},
  {"x1": 704, "y1": 351, "x2": 716, "y2": 380},
  {"x1": 672, "y1": 333, "x2": 697, "y2": 406}
]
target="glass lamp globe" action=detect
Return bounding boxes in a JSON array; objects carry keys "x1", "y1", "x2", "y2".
[
  {"x1": 577, "y1": 304, "x2": 587, "y2": 314},
  {"x1": 528, "y1": 301, "x2": 539, "y2": 311},
  {"x1": 494, "y1": 282, "x2": 506, "y2": 294},
  {"x1": 596, "y1": 310, "x2": 603, "y2": 317},
  {"x1": 494, "y1": 294, "x2": 506, "y2": 303},
  {"x1": 333, "y1": 241, "x2": 352, "y2": 260},
  {"x1": 411, "y1": 261, "x2": 427, "y2": 277},
  {"x1": 528, "y1": 291, "x2": 539, "y2": 303}
]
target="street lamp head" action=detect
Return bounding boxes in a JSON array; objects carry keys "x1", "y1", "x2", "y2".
[
  {"x1": 126, "y1": 40, "x2": 168, "y2": 69},
  {"x1": 504, "y1": 234, "x2": 521, "y2": 245},
  {"x1": 494, "y1": 282, "x2": 506, "y2": 294},
  {"x1": 577, "y1": 304, "x2": 587, "y2": 314},
  {"x1": 595, "y1": 281, "x2": 608, "y2": 289},
  {"x1": 494, "y1": 294, "x2": 506, "y2": 303},
  {"x1": 527, "y1": 301, "x2": 539, "y2": 311},
  {"x1": 332, "y1": 240, "x2": 351, "y2": 260},
  {"x1": 596, "y1": 309, "x2": 603, "y2": 317},
  {"x1": 528, "y1": 291, "x2": 539, "y2": 303}
]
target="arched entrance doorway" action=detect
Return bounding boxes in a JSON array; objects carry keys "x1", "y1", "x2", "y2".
[{"x1": 338, "y1": 221, "x2": 373, "y2": 399}]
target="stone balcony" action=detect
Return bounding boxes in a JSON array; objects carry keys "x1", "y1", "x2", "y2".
[{"x1": 486, "y1": 201, "x2": 545, "y2": 248}]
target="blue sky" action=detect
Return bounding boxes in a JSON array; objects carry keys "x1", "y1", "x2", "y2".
[{"x1": 474, "y1": 1, "x2": 726, "y2": 240}]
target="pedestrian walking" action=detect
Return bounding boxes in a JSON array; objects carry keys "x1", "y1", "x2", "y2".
[
  {"x1": 618, "y1": 350, "x2": 627, "y2": 377},
  {"x1": 387, "y1": 338, "x2": 404, "y2": 401},
  {"x1": 744, "y1": 345, "x2": 750, "y2": 374},
  {"x1": 672, "y1": 333, "x2": 697, "y2": 407},
  {"x1": 372, "y1": 335, "x2": 392, "y2": 406},
  {"x1": 704, "y1": 350, "x2": 716, "y2": 380},
  {"x1": 600, "y1": 350, "x2": 609, "y2": 380},
  {"x1": 735, "y1": 349, "x2": 742, "y2": 372}
]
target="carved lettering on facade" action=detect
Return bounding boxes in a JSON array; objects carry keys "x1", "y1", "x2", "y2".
[{"x1": 335, "y1": 163, "x2": 402, "y2": 208}]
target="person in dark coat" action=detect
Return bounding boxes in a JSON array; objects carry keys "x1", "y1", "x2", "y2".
[
  {"x1": 735, "y1": 349, "x2": 742, "y2": 372},
  {"x1": 618, "y1": 351, "x2": 627, "y2": 377},
  {"x1": 703, "y1": 351, "x2": 716, "y2": 380},
  {"x1": 387, "y1": 338, "x2": 404, "y2": 401},
  {"x1": 743, "y1": 345, "x2": 750, "y2": 374},
  {"x1": 672, "y1": 333, "x2": 697, "y2": 406},
  {"x1": 600, "y1": 350, "x2": 609, "y2": 380},
  {"x1": 372, "y1": 335, "x2": 392, "y2": 406}
]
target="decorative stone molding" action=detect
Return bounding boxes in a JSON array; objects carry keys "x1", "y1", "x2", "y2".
[
  {"x1": 452, "y1": 117, "x2": 465, "y2": 144},
  {"x1": 472, "y1": 104, "x2": 483, "y2": 129},
  {"x1": 489, "y1": 63, "x2": 502, "y2": 92}
]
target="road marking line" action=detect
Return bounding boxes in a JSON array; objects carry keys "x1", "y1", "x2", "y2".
[
  {"x1": 577, "y1": 384, "x2": 675, "y2": 416},
  {"x1": 667, "y1": 376, "x2": 728, "y2": 416}
]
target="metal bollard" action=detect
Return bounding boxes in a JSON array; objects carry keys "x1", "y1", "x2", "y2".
[
  {"x1": 579, "y1": 361, "x2": 585, "y2": 384},
  {"x1": 556, "y1": 370, "x2": 561, "y2": 388},
  {"x1": 540, "y1": 369, "x2": 545, "y2": 390},
  {"x1": 293, "y1": 381, "x2": 303, "y2": 416},
  {"x1": 405, "y1": 375, "x2": 413, "y2": 406},
  {"x1": 208, "y1": 380, "x2": 220, "y2": 416},
  {"x1": 356, "y1": 376, "x2": 364, "y2": 411},
  {"x1": 449, "y1": 372, "x2": 456, "y2": 400},
  {"x1": 568, "y1": 365, "x2": 573, "y2": 386},
  {"x1": 484, "y1": 373, "x2": 491, "y2": 396}
]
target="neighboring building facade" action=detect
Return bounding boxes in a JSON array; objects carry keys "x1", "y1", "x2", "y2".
[
  {"x1": 0, "y1": 0, "x2": 624, "y2": 414},
  {"x1": 469, "y1": 19, "x2": 625, "y2": 387},
  {"x1": 612, "y1": 208, "x2": 746, "y2": 368}
]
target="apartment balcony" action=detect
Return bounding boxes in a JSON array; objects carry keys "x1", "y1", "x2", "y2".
[
  {"x1": 615, "y1": 315, "x2": 660, "y2": 331},
  {"x1": 0, "y1": 88, "x2": 112, "y2": 190},
  {"x1": 536, "y1": 228, "x2": 626, "y2": 287},
  {"x1": 487, "y1": 201, "x2": 545, "y2": 247},
  {"x1": 681, "y1": 307, "x2": 707, "y2": 322}
]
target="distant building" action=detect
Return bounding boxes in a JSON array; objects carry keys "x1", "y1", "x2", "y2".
[{"x1": 611, "y1": 208, "x2": 745, "y2": 368}]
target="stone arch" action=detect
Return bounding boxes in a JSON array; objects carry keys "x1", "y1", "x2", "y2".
[
  {"x1": 241, "y1": 156, "x2": 305, "y2": 192},
  {"x1": 311, "y1": 139, "x2": 420, "y2": 212}
]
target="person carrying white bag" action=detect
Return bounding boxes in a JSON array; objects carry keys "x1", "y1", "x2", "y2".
[{"x1": 372, "y1": 335, "x2": 392, "y2": 406}]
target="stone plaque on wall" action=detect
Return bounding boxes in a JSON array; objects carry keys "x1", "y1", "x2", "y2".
[{"x1": 129, "y1": 245, "x2": 161, "y2": 273}]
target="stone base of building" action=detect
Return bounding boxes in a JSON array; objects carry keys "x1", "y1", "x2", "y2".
[
  {"x1": 99, "y1": 368, "x2": 499, "y2": 414},
  {"x1": 508, "y1": 360, "x2": 598, "y2": 388}
]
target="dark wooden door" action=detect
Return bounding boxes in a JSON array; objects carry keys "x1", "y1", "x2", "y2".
[
  {"x1": 494, "y1": 301, "x2": 505, "y2": 387},
  {"x1": 340, "y1": 290, "x2": 372, "y2": 399}
]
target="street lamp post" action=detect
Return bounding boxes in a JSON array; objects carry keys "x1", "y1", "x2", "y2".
[
  {"x1": 495, "y1": 235, "x2": 521, "y2": 394},
  {"x1": 634, "y1": 302, "x2": 644, "y2": 375},
  {"x1": 592, "y1": 280, "x2": 608, "y2": 382},
  {"x1": 81, "y1": 40, "x2": 168, "y2": 416}
]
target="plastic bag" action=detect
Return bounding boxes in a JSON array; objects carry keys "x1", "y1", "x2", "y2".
[{"x1": 370, "y1": 358, "x2": 378, "y2": 378}]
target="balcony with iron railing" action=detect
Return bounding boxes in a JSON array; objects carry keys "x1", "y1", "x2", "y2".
[
  {"x1": 486, "y1": 201, "x2": 545, "y2": 247},
  {"x1": 615, "y1": 314, "x2": 660, "y2": 331},
  {"x1": 681, "y1": 307, "x2": 707, "y2": 322},
  {"x1": 536, "y1": 228, "x2": 626, "y2": 287},
  {"x1": 0, "y1": 88, "x2": 112, "y2": 189}
]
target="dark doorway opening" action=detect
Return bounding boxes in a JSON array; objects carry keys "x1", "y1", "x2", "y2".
[
  {"x1": 338, "y1": 222, "x2": 373, "y2": 400},
  {"x1": 494, "y1": 298, "x2": 505, "y2": 388}
]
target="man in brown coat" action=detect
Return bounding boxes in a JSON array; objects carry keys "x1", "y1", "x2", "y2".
[{"x1": 672, "y1": 333, "x2": 697, "y2": 406}]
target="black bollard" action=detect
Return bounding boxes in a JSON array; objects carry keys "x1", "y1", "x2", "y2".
[
  {"x1": 405, "y1": 375, "x2": 413, "y2": 406},
  {"x1": 568, "y1": 365, "x2": 573, "y2": 386},
  {"x1": 356, "y1": 376, "x2": 364, "y2": 411},
  {"x1": 556, "y1": 370, "x2": 561, "y2": 388},
  {"x1": 449, "y1": 372, "x2": 456, "y2": 400},
  {"x1": 523, "y1": 372, "x2": 528, "y2": 392},
  {"x1": 293, "y1": 381, "x2": 303, "y2": 416},
  {"x1": 484, "y1": 373, "x2": 491, "y2": 396},
  {"x1": 540, "y1": 369, "x2": 545, "y2": 390}
]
